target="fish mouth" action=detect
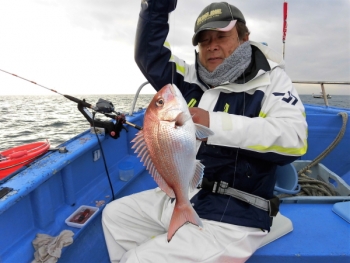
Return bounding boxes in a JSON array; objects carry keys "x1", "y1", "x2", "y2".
[
  {"x1": 160, "y1": 109, "x2": 191, "y2": 127},
  {"x1": 158, "y1": 84, "x2": 191, "y2": 126},
  {"x1": 173, "y1": 111, "x2": 191, "y2": 127}
]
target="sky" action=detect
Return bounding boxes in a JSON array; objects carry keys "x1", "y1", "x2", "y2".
[{"x1": 0, "y1": 0, "x2": 349, "y2": 96}]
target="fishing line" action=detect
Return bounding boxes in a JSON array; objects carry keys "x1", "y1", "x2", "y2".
[
  {"x1": 220, "y1": 83, "x2": 246, "y2": 222},
  {"x1": 169, "y1": 0, "x2": 177, "y2": 86},
  {"x1": 92, "y1": 113, "x2": 115, "y2": 200},
  {"x1": 221, "y1": 38, "x2": 247, "y2": 221},
  {"x1": 231, "y1": 39, "x2": 246, "y2": 189}
]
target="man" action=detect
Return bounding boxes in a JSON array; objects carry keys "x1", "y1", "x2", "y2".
[{"x1": 102, "y1": 1, "x2": 308, "y2": 262}]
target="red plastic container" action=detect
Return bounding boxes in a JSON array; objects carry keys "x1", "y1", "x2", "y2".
[{"x1": 0, "y1": 141, "x2": 50, "y2": 180}]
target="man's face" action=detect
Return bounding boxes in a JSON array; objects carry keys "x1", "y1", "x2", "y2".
[{"x1": 198, "y1": 26, "x2": 241, "y2": 72}]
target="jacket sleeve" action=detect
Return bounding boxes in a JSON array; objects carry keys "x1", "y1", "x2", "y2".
[
  {"x1": 135, "y1": 0, "x2": 183, "y2": 91},
  {"x1": 207, "y1": 67, "x2": 308, "y2": 163}
]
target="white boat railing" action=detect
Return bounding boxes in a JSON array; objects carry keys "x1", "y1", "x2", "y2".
[
  {"x1": 292, "y1": 81, "x2": 350, "y2": 107},
  {"x1": 129, "y1": 81, "x2": 151, "y2": 116},
  {"x1": 129, "y1": 81, "x2": 349, "y2": 113}
]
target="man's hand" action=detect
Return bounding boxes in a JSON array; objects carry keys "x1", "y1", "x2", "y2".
[
  {"x1": 189, "y1": 107, "x2": 210, "y2": 142},
  {"x1": 189, "y1": 107, "x2": 209, "y2": 127}
]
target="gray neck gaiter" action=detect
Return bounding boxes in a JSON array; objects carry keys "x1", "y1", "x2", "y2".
[{"x1": 197, "y1": 41, "x2": 252, "y2": 87}]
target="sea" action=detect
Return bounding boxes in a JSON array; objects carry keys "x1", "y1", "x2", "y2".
[{"x1": 0, "y1": 94, "x2": 349, "y2": 151}]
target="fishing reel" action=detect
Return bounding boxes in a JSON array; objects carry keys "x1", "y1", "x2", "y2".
[
  {"x1": 76, "y1": 98, "x2": 142, "y2": 140},
  {"x1": 94, "y1": 98, "x2": 115, "y2": 114}
]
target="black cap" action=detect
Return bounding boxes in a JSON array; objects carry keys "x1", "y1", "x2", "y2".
[{"x1": 192, "y1": 2, "x2": 246, "y2": 46}]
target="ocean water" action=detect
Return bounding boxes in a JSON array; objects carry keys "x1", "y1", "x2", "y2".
[
  {"x1": 0, "y1": 94, "x2": 349, "y2": 151},
  {"x1": 0, "y1": 94, "x2": 153, "y2": 151},
  {"x1": 299, "y1": 95, "x2": 350, "y2": 108}
]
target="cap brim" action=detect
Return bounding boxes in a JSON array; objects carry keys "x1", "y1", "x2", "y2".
[{"x1": 192, "y1": 20, "x2": 236, "y2": 46}]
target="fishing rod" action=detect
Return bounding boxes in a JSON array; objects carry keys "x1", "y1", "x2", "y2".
[{"x1": 0, "y1": 68, "x2": 142, "y2": 139}]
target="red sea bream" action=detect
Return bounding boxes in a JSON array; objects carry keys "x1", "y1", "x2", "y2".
[{"x1": 131, "y1": 84, "x2": 214, "y2": 241}]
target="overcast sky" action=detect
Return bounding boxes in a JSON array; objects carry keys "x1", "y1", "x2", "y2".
[{"x1": 0, "y1": 0, "x2": 349, "y2": 96}]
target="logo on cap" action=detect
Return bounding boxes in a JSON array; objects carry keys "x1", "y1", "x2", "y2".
[{"x1": 196, "y1": 9, "x2": 222, "y2": 26}]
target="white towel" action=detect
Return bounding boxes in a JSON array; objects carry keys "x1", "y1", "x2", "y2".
[{"x1": 32, "y1": 230, "x2": 74, "y2": 263}]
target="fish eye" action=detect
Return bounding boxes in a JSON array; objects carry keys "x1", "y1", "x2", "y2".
[{"x1": 156, "y1": 98, "x2": 164, "y2": 107}]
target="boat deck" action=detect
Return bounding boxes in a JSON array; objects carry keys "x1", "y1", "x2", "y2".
[
  {"x1": 0, "y1": 105, "x2": 349, "y2": 262},
  {"x1": 250, "y1": 203, "x2": 350, "y2": 263}
]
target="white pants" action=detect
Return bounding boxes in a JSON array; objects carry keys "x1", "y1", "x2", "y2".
[{"x1": 102, "y1": 188, "x2": 267, "y2": 263}]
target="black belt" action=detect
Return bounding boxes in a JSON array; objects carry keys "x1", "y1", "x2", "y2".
[{"x1": 199, "y1": 178, "x2": 279, "y2": 217}]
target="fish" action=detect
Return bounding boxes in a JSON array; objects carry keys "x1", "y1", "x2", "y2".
[{"x1": 131, "y1": 84, "x2": 214, "y2": 242}]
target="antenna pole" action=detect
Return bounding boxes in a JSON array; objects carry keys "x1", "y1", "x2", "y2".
[{"x1": 282, "y1": 1, "x2": 288, "y2": 60}]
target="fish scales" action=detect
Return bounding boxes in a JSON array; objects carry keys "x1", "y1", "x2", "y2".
[{"x1": 132, "y1": 84, "x2": 214, "y2": 241}]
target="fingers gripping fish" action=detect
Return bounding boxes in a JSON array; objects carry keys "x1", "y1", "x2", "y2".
[{"x1": 131, "y1": 84, "x2": 214, "y2": 242}]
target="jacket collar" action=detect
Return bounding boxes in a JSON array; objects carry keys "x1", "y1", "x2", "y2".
[{"x1": 195, "y1": 41, "x2": 283, "y2": 89}]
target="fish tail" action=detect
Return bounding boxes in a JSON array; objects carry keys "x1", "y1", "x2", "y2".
[{"x1": 167, "y1": 202, "x2": 202, "y2": 242}]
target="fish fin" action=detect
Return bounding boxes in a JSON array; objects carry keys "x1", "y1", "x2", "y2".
[
  {"x1": 131, "y1": 131, "x2": 176, "y2": 198},
  {"x1": 195, "y1": 124, "x2": 214, "y2": 140},
  {"x1": 131, "y1": 131, "x2": 149, "y2": 163},
  {"x1": 151, "y1": 168, "x2": 176, "y2": 198},
  {"x1": 131, "y1": 130, "x2": 144, "y2": 147},
  {"x1": 189, "y1": 160, "x2": 204, "y2": 191},
  {"x1": 175, "y1": 112, "x2": 191, "y2": 127},
  {"x1": 167, "y1": 201, "x2": 203, "y2": 242}
]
